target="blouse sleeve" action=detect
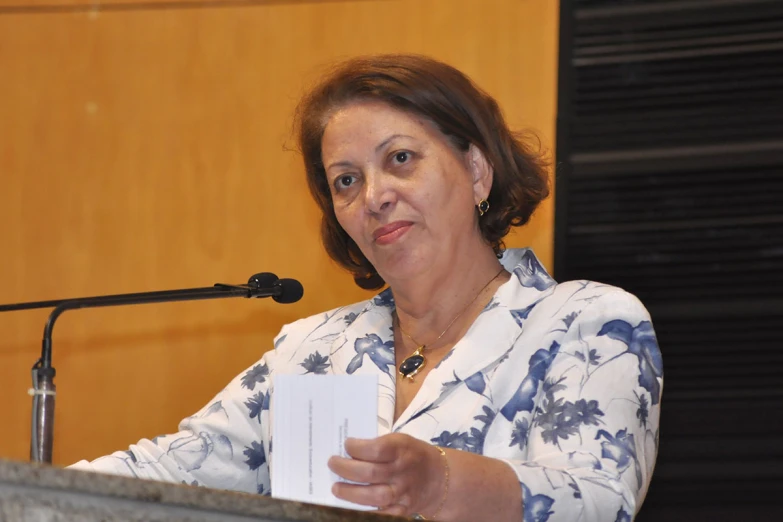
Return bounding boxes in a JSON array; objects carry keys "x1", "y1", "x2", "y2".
[
  {"x1": 68, "y1": 336, "x2": 282, "y2": 495},
  {"x1": 500, "y1": 290, "x2": 663, "y2": 522}
]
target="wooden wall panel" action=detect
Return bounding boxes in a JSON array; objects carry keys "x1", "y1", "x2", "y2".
[
  {"x1": 0, "y1": 0, "x2": 558, "y2": 465},
  {"x1": 0, "y1": 1, "x2": 288, "y2": 7}
]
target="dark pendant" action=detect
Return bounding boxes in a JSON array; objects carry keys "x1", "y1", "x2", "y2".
[{"x1": 399, "y1": 347, "x2": 426, "y2": 380}]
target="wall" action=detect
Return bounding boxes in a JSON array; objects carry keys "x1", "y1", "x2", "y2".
[{"x1": 0, "y1": 0, "x2": 558, "y2": 466}]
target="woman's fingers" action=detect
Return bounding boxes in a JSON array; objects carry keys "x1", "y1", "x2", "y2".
[
  {"x1": 332, "y1": 481, "x2": 407, "y2": 508},
  {"x1": 329, "y1": 433, "x2": 438, "y2": 516},
  {"x1": 328, "y1": 455, "x2": 391, "y2": 483},
  {"x1": 344, "y1": 436, "x2": 398, "y2": 462}
]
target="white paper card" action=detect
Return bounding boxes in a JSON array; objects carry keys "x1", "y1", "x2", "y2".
[{"x1": 271, "y1": 374, "x2": 378, "y2": 510}]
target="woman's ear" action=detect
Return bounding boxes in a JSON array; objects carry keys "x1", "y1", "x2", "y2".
[{"x1": 467, "y1": 144, "x2": 494, "y2": 203}]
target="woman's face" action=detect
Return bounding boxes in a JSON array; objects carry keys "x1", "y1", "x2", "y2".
[{"x1": 320, "y1": 100, "x2": 491, "y2": 283}]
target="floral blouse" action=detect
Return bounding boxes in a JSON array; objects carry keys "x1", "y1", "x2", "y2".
[{"x1": 71, "y1": 248, "x2": 663, "y2": 522}]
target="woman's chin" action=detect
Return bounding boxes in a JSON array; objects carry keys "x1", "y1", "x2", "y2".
[{"x1": 373, "y1": 251, "x2": 433, "y2": 286}]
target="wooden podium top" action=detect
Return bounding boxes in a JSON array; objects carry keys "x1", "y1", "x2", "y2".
[{"x1": 0, "y1": 458, "x2": 404, "y2": 522}]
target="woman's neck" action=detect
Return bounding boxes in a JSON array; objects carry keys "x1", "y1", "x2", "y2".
[{"x1": 388, "y1": 244, "x2": 507, "y2": 347}]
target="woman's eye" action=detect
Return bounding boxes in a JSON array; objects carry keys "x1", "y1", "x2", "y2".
[
  {"x1": 335, "y1": 175, "x2": 356, "y2": 190},
  {"x1": 393, "y1": 151, "x2": 410, "y2": 164}
]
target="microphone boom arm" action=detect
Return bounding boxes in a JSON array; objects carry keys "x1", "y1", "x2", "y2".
[
  {"x1": 39, "y1": 284, "x2": 277, "y2": 369},
  {"x1": 0, "y1": 272, "x2": 303, "y2": 464}
]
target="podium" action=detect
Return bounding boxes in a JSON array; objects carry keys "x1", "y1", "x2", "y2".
[{"x1": 0, "y1": 459, "x2": 403, "y2": 522}]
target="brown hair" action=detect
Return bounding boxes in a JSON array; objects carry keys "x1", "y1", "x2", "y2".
[{"x1": 295, "y1": 54, "x2": 550, "y2": 290}]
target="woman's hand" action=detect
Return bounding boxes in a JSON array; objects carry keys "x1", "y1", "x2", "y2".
[{"x1": 327, "y1": 433, "x2": 448, "y2": 517}]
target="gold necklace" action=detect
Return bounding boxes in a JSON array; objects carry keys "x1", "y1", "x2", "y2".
[{"x1": 396, "y1": 267, "x2": 505, "y2": 380}]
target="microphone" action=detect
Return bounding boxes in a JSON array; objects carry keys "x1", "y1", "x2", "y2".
[
  {"x1": 248, "y1": 272, "x2": 280, "y2": 290},
  {"x1": 0, "y1": 271, "x2": 304, "y2": 464},
  {"x1": 273, "y1": 278, "x2": 305, "y2": 304},
  {"x1": 216, "y1": 273, "x2": 303, "y2": 304},
  {"x1": 0, "y1": 271, "x2": 296, "y2": 312}
]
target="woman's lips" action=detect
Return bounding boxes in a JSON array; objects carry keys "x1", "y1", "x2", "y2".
[{"x1": 373, "y1": 221, "x2": 413, "y2": 245}]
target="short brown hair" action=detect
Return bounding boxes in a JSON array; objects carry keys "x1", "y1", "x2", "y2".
[{"x1": 295, "y1": 54, "x2": 550, "y2": 290}]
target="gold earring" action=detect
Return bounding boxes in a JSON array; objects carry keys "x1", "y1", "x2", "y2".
[{"x1": 477, "y1": 199, "x2": 490, "y2": 217}]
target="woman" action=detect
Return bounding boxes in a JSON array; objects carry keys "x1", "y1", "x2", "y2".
[{"x1": 72, "y1": 55, "x2": 662, "y2": 522}]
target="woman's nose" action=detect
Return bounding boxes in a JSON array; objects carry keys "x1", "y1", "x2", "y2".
[{"x1": 363, "y1": 171, "x2": 396, "y2": 214}]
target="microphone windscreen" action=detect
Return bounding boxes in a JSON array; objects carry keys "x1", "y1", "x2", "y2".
[
  {"x1": 248, "y1": 272, "x2": 279, "y2": 289},
  {"x1": 273, "y1": 278, "x2": 304, "y2": 304}
]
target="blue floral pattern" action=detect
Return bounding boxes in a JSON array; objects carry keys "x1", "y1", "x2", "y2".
[
  {"x1": 535, "y1": 397, "x2": 605, "y2": 448},
  {"x1": 500, "y1": 341, "x2": 561, "y2": 421},
  {"x1": 510, "y1": 418, "x2": 531, "y2": 451},
  {"x1": 514, "y1": 249, "x2": 556, "y2": 292},
  {"x1": 346, "y1": 334, "x2": 395, "y2": 376},
  {"x1": 510, "y1": 302, "x2": 538, "y2": 329},
  {"x1": 299, "y1": 351, "x2": 330, "y2": 374},
  {"x1": 342, "y1": 312, "x2": 359, "y2": 325},
  {"x1": 240, "y1": 363, "x2": 268, "y2": 390},
  {"x1": 614, "y1": 507, "x2": 632, "y2": 522},
  {"x1": 596, "y1": 428, "x2": 642, "y2": 490},
  {"x1": 522, "y1": 483, "x2": 555, "y2": 522},
  {"x1": 597, "y1": 320, "x2": 663, "y2": 404},
  {"x1": 244, "y1": 392, "x2": 266, "y2": 422},
  {"x1": 72, "y1": 248, "x2": 662, "y2": 521},
  {"x1": 372, "y1": 289, "x2": 395, "y2": 308},
  {"x1": 243, "y1": 441, "x2": 266, "y2": 470}
]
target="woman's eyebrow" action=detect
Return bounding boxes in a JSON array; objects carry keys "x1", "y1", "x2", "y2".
[
  {"x1": 325, "y1": 159, "x2": 354, "y2": 172},
  {"x1": 375, "y1": 134, "x2": 414, "y2": 153},
  {"x1": 326, "y1": 134, "x2": 415, "y2": 172}
]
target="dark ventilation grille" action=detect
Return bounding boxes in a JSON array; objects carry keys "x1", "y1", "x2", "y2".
[
  {"x1": 571, "y1": 0, "x2": 783, "y2": 152},
  {"x1": 556, "y1": 0, "x2": 783, "y2": 520},
  {"x1": 572, "y1": 48, "x2": 783, "y2": 150},
  {"x1": 569, "y1": 164, "x2": 783, "y2": 225},
  {"x1": 658, "y1": 315, "x2": 783, "y2": 403}
]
